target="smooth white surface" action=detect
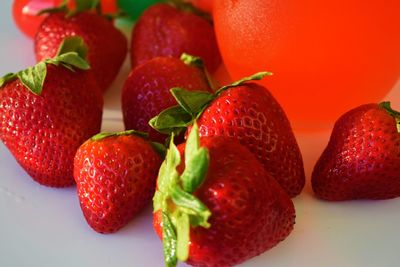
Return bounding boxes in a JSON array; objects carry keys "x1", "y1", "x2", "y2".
[{"x1": 1, "y1": 1, "x2": 400, "y2": 267}]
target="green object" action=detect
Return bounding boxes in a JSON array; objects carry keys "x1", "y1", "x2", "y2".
[
  {"x1": 153, "y1": 123, "x2": 211, "y2": 267},
  {"x1": 380, "y1": 101, "x2": 400, "y2": 133},
  {"x1": 0, "y1": 36, "x2": 90, "y2": 95},
  {"x1": 117, "y1": 0, "x2": 164, "y2": 20},
  {"x1": 91, "y1": 129, "x2": 149, "y2": 141},
  {"x1": 149, "y1": 72, "x2": 273, "y2": 136}
]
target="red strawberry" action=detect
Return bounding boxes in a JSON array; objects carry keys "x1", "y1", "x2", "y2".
[
  {"x1": 35, "y1": 1, "x2": 127, "y2": 92},
  {"x1": 153, "y1": 123, "x2": 295, "y2": 267},
  {"x1": 312, "y1": 102, "x2": 400, "y2": 201},
  {"x1": 131, "y1": 3, "x2": 221, "y2": 73},
  {"x1": 0, "y1": 37, "x2": 103, "y2": 187},
  {"x1": 74, "y1": 130, "x2": 162, "y2": 233},
  {"x1": 122, "y1": 56, "x2": 212, "y2": 143},
  {"x1": 151, "y1": 73, "x2": 305, "y2": 197}
]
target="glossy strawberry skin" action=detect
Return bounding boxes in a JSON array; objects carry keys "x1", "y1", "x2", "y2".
[
  {"x1": 74, "y1": 134, "x2": 162, "y2": 234},
  {"x1": 194, "y1": 83, "x2": 305, "y2": 197},
  {"x1": 122, "y1": 57, "x2": 211, "y2": 143},
  {"x1": 312, "y1": 103, "x2": 400, "y2": 201},
  {"x1": 131, "y1": 3, "x2": 221, "y2": 73},
  {"x1": 35, "y1": 12, "x2": 127, "y2": 92},
  {"x1": 0, "y1": 65, "x2": 103, "y2": 187},
  {"x1": 154, "y1": 136, "x2": 295, "y2": 266}
]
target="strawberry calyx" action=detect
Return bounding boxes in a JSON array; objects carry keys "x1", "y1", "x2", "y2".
[
  {"x1": 91, "y1": 130, "x2": 167, "y2": 158},
  {"x1": 0, "y1": 36, "x2": 90, "y2": 95},
  {"x1": 379, "y1": 101, "x2": 400, "y2": 133},
  {"x1": 91, "y1": 129, "x2": 149, "y2": 141},
  {"x1": 153, "y1": 122, "x2": 211, "y2": 267},
  {"x1": 38, "y1": 0, "x2": 112, "y2": 18},
  {"x1": 149, "y1": 71, "x2": 271, "y2": 135}
]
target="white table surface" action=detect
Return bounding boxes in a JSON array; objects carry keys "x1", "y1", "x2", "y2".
[{"x1": 1, "y1": 1, "x2": 400, "y2": 267}]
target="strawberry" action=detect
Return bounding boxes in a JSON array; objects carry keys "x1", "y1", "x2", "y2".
[
  {"x1": 122, "y1": 55, "x2": 212, "y2": 144},
  {"x1": 0, "y1": 37, "x2": 103, "y2": 187},
  {"x1": 312, "y1": 102, "x2": 400, "y2": 201},
  {"x1": 35, "y1": 0, "x2": 127, "y2": 92},
  {"x1": 130, "y1": 3, "x2": 221, "y2": 73},
  {"x1": 151, "y1": 73, "x2": 305, "y2": 197},
  {"x1": 153, "y1": 123, "x2": 295, "y2": 267},
  {"x1": 74, "y1": 130, "x2": 163, "y2": 233}
]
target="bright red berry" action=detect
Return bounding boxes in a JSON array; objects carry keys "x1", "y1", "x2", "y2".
[
  {"x1": 0, "y1": 38, "x2": 103, "y2": 187},
  {"x1": 122, "y1": 56, "x2": 211, "y2": 143},
  {"x1": 131, "y1": 3, "x2": 221, "y2": 73},
  {"x1": 35, "y1": 7, "x2": 127, "y2": 92},
  {"x1": 74, "y1": 131, "x2": 162, "y2": 233},
  {"x1": 153, "y1": 124, "x2": 295, "y2": 266},
  {"x1": 312, "y1": 102, "x2": 400, "y2": 201},
  {"x1": 151, "y1": 73, "x2": 305, "y2": 197}
]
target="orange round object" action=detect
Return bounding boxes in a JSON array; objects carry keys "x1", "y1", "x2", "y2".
[{"x1": 214, "y1": 0, "x2": 400, "y2": 131}]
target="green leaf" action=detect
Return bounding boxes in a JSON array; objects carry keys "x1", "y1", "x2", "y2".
[
  {"x1": 75, "y1": 0, "x2": 101, "y2": 13},
  {"x1": 37, "y1": 0, "x2": 68, "y2": 16},
  {"x1": 153, "y1": 191, "x2": 164, "y2": 212},
  {"x1": 170, "y1": 88, "x2": 214, "y2": 116},
  {"x1": 149, "y1": 105, "x2": 193, "y2": 135},
  {"x1": 0, "y1": 73, "x2": 18, "y2": 88},
  {"x1": 170, "y1": 185, "x2": 211, "y2": 228},
  {"x1": 181, "y1": 122, "x2": 209, "y2": 193},
  {"x1": 157, "y1": 136, "x2": 181, "y2": 194},
  {"x1": 181, "y1": 148, "x2": 209, "y2": 193},
  {"x1": 216, "y1": 71, "x2": 273, "y2": 95},
  {"x1": 16, "y1": 62, "x2": 47, "y2": 95},
  {"x1": 52, "y1": 52, "x2": 90, "y2": 70},
  {"x1": 151, "y1": 142, "x2": 167, "y2": 159},
  {"x1": 66, "y1": 0, "x2": 101, "y2": 17},
  {"x1": 45, "y1": 37, "x2": 91, "y2": 71},
  {"x1": 91, "y1": 130, "x2": 149, "y2": 141},
  {"x1": 56, "y1": 36, "x2": 89, "y2": 59},
  {"x1": 162, "y1": 212, "x2": 178, "y2": 267},
  {"x1": 380, "y1": 101, "x2": 400, "y2": 133},
  {"x1": 176, "y1": 212, "x2": 190, "y2": 262},
  {"x1": 185, "y1": 121, "x2": 200, "y2": 155},
  {"x1": 1, "y1": 36, "x2": 90, "y2": 94}
]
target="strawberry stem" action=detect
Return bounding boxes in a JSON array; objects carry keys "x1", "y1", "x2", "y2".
[{"x1": 180, "y1": 53, "x2": 218, "y2": 91}]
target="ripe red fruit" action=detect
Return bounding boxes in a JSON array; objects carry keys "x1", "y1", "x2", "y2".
[
  {"x1": 0, "y1": 37, "x2": 103, "y2": 187},
  {"x1": 12, "y1": 0, "x2": 57, "y2": 38},
  {"x1": 131, "y1": 3, "x2": 221, "y2": 73},
  {"x1": 151, "y1": 73, "x2": 305, "y2": 197},
  {"x1": 312, "y1": 102, "x2": 400, "y2": 201},
  {"x1": 122, "y1": 56, "x2": 212, "y2": 143},
  {"x1": 35, "y1": 7, "x2": 127, "y2": 92},
  {"x1": 74, "y1": 131, "x2": 162, "y2": 233},
  {"x1": 153, "y1": 124, "x2": 295, "y2": 266}
]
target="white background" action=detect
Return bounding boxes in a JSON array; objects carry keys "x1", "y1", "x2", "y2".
[{"x1": 1, "y1": 1, "x2": 400, "y2": 267}]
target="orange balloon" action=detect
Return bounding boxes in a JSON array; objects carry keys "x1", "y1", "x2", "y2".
[{"x1": 214, "y1": 0, "x2": 400, "y2": 131}]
